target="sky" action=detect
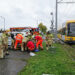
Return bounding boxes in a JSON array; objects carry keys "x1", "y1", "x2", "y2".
[{"x1": 0, "y1": 0, "x2": 75, "y2": 30}]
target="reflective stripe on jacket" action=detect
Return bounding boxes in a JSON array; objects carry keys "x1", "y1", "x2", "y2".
[{"x1": 16, "y1": 34, "x2": 23, "y2": 41}]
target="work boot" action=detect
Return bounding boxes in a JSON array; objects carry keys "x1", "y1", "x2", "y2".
[
  {"x1": 41, "y1": 47, "x2": 44, "y2": 50},
  {"x1": 6, "y1": 51, "x2": 9, "y2": 55},
  {"x1": 21, "y1": 47, "x2": 24, "y2": 52}
]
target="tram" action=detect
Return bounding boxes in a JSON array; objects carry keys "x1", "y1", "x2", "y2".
[{"x1": 58, "y1": 20, "x2": 75, "y2": 43}]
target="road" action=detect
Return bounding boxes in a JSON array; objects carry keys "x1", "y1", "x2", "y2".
[{"x1": 0, "y1": 50, "x2": 30, "y2": 75}]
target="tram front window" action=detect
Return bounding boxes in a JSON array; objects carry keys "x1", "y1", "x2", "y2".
[{"x1": 68, "y1": 23, "x2": 75, "y2": 36}]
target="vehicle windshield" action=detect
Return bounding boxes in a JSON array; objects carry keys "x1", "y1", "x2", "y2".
[
  {"x1": 22, "y1": 29, "x2": 30, "y2": 32},
  {"x1": 68, "y1": 23, "x2": 75, "y2": 36}
]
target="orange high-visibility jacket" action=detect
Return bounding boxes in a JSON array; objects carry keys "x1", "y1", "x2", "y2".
[{"x1": 15, "y1": 34, "x2": 23, "y2": 41}]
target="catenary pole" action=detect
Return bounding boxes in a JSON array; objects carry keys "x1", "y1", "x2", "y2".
[{"x1": 55, "y1": 0, "x2": 75, "y2": 41}]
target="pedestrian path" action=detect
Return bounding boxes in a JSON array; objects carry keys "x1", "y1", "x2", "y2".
[{"x1": 0, "y1": 50, "x2": 30, "y2": 75}]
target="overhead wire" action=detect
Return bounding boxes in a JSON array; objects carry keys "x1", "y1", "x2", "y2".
[
  {"x1": 58, "y1": 0, "x2": 75, "y2": 28},
  {"x1": 65, "y1": 0, "x2": 75, "y2": 20},
  {"x1": 59, "y1": 0, "x2": 75, "y2": 20}
]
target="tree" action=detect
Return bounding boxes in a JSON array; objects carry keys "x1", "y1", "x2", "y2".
[{"x1": 38, "y1": 23, "x2": 47, "y2": 34}]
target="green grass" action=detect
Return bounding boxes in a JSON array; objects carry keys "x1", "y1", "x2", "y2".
[{"x1": 18, "y1": 43, "x2": 75, "y2": 75}]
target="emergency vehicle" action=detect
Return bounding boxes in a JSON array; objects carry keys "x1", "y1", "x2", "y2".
[{"x1": 10, "y1": 27, "x2": 39, "y2": 36}]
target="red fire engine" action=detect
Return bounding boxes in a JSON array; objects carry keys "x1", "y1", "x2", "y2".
[{"x1": 10, "y1": 27, "x2": 39, "y2": 35}]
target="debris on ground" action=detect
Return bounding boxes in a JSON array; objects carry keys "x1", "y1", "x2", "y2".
[{"x1": 29, "y1": 52, "x2": 36, "y2": 56}]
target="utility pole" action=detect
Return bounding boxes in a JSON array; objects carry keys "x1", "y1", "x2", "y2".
[
  {"x1": 4, "y1": 18, "x2": 5, "y2": 31},
  {"x1": 55, "y1": 0, "x2": 75, "y2": 40},
  {"x1": 55, "y1": 0, "x2": 58, "y2": 40},
  {"x1": 56, "y1": 0, "x2": 58, "y2": 32}
]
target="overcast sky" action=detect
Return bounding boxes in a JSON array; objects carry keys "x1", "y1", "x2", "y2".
[{"x1": 0, "y1": 0, "x2": 75, "y2": 30}]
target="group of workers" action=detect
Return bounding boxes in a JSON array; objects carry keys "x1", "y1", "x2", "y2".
[
  {"x1": 13, "y1": 33, "x2": 44, "y2": 52},
  {"x1": 0, "y1": 30, "x2": 53, "y2": 58},
  {"x1": 13, "y1": 31, "x2": 53, "y2": 52}
]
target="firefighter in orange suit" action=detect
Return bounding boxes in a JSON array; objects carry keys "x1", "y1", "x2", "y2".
[
  {"x1": 35, "y1": 35, "x2": 43, "y2": 50},
  {"x1": 14, "y1": 33, "x2": 23, "y2": 50}
]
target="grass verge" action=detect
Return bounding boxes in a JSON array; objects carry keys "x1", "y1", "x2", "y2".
[{"x1": 18, "y1": 43, "x2": 75, "y2": 75}]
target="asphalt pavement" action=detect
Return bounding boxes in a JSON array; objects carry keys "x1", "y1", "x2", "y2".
[{"x1": 0, "y1": 50, "x2": 30, "y2": 75}]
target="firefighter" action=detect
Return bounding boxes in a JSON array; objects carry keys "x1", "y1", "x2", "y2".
[
  {"x1": 28, "y1": 34, "x2": 32, "y2": 40},
  {"x1": 35, "y1": 34, "x2": 43, "y2": 50},
  {"x1": 0, "y1": 36, "x2": 4, "y2": 58},
  {"x1": 46, "y1": 32, "x2": 53, "y2": 50},
  {"x1": 21, "y1": 35, "x2": 29, "y2": 51},
  {"x1": 11, "y1": 33, "x2": 15, "y2": 49},
  {"x1": 1, "y1": 31, "x2": 9, "y2": 55},
  {"x1": 14, "y1": 33, "x2": 23, "y2": 50}
]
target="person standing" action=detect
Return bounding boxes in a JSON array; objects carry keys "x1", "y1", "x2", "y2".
[
  {"x1": 1, "y1": 31, "x2": 9, "y2": 55},
  {"x1": 21, "y1": 35, "x2": 29, "y2": 51},
  {"x1": 0, "y1": 36, "x2": 4, "y2": 58},
  {"x1": 11, "y1": 33, "x2": 15, "y2": 49},
  {"x1": 46, "y1": 32, "x2": 53, "y2": 50}
]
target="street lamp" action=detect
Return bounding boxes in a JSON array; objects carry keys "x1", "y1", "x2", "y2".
[
  {"x1": 0, "y1": 16, "x2": 5, "y2": 31},
  {"x1": 50, "y1": 12, "x2": 54, "y2": 33},
  {"x1": 50, "y1": 12, "x2": 54, "y2": 24}
]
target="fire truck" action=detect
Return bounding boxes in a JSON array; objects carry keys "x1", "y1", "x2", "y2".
[{"x1": 10, "y1": 27, "x2": 39, "y2": 36}]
